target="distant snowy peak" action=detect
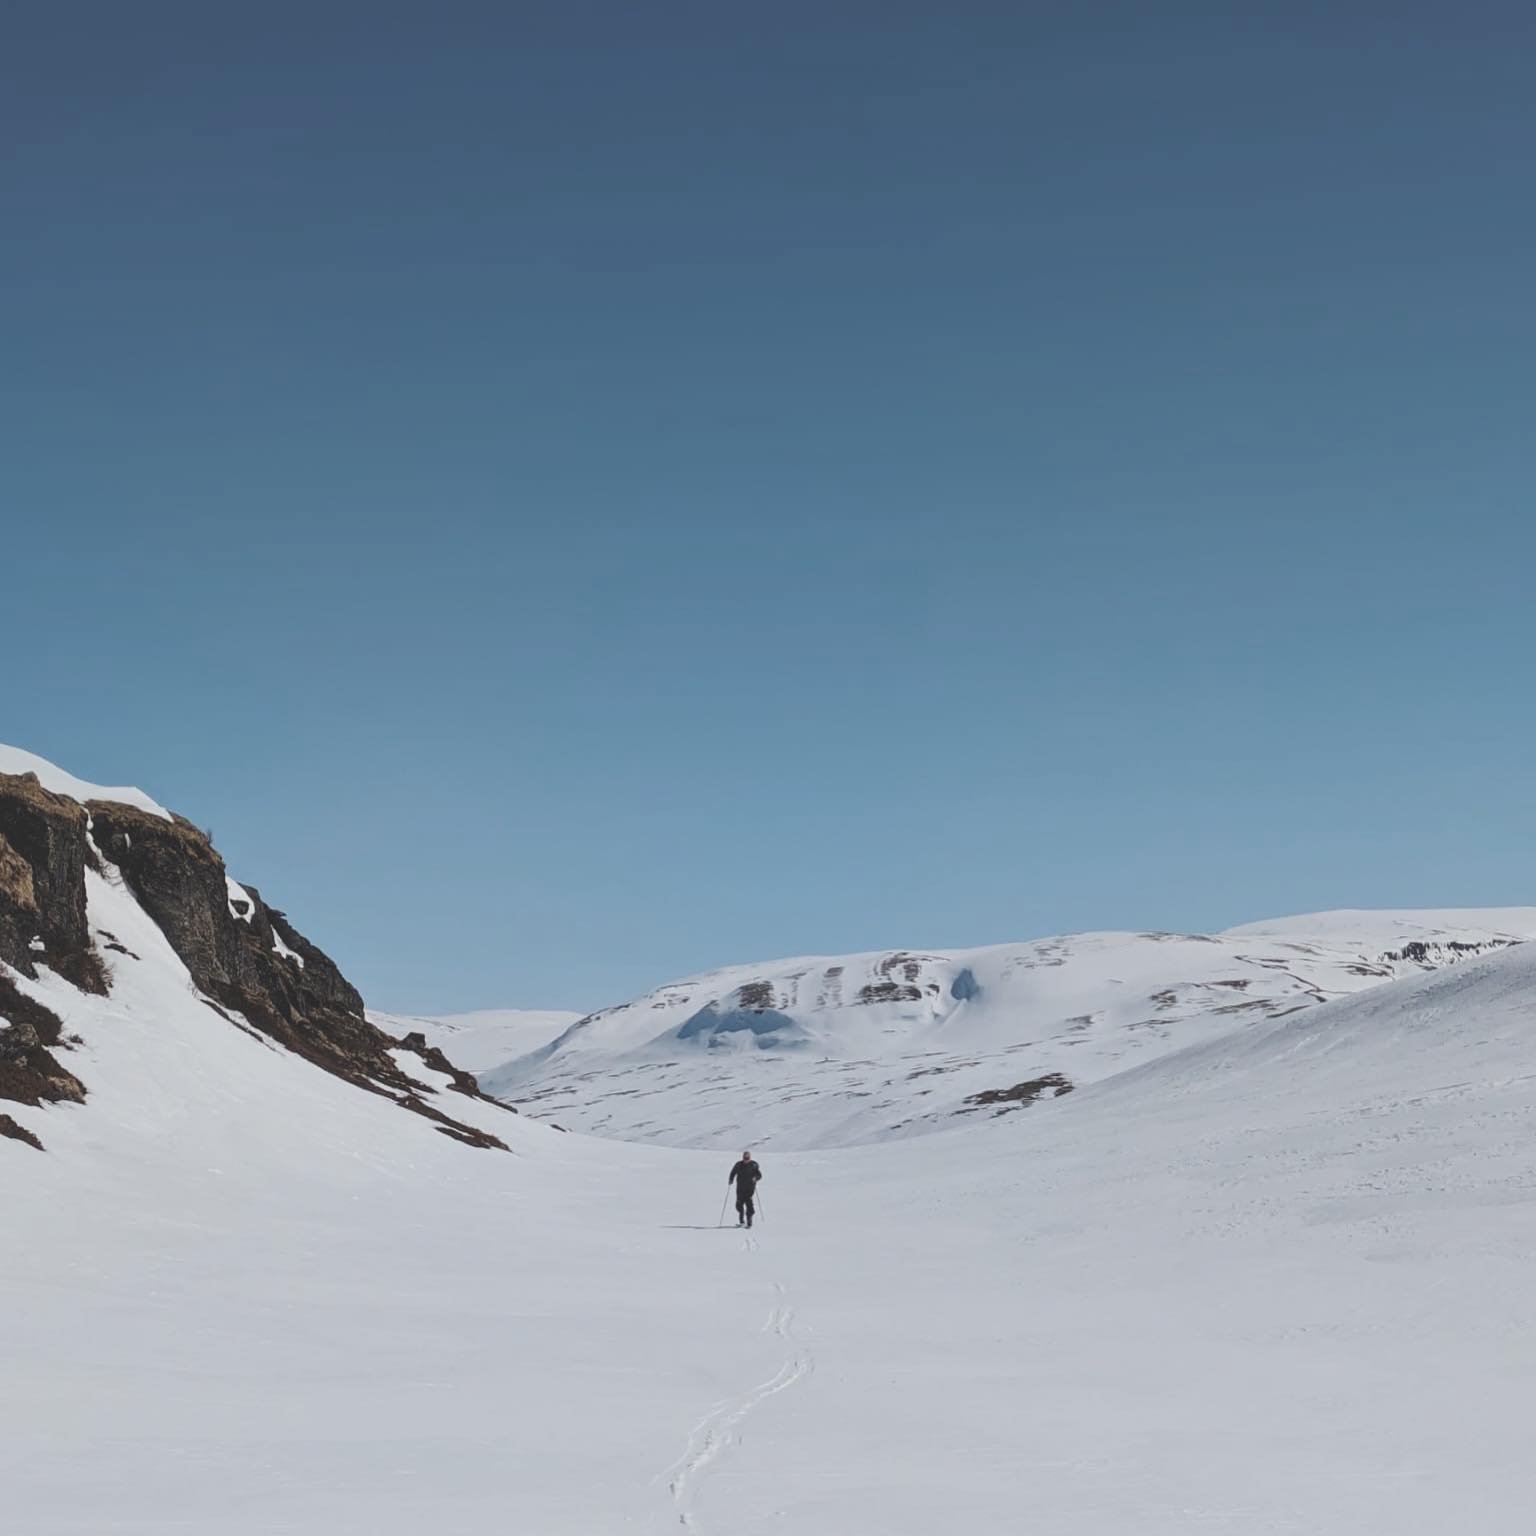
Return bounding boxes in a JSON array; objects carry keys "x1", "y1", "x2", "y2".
[
  {"x1": 367, "y1": 1008, "x2": 584, "y2": 1074},
  {"x1": 1222, "y1": 907, "x2": 1536, "y2": 947},
  {"x1": 483, "y1": 910, "x2": 1536, "y2": 1150},
  {"x1": 514, "y1": 914, "x2": 1536, "y2": 1068},
  {"x1": 645, "y1": 950, "x2": 977, "y2": 1053},
  {"x1": 0, "y1": 744, "x2": 170, "y2": 820}
]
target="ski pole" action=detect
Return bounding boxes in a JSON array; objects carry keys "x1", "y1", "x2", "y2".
[
  {"x1": 718, "y1": 1189, "x2": 730, "y2": 1228},
  {"x1": 755, "y1": 1191, "x2": 765, "y2": 1226}
]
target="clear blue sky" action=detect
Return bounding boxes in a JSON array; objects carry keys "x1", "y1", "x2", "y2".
[{"x1": 5, "y1": 3, "x2": 1535, "y2": 1013}]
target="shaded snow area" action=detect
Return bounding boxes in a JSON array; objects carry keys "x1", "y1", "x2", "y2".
[
  {"x1": 481, "y1": 911, "x2": 1536, "y2": 1148},
  {"x1": 9, "y1": 908, "x2": 1536, "y2": 1529},
  {"x1": 0, "y1": 742, "x2": 171, "y2": 819},
  {"x1": 367, "y1": 1007, "x2": 584, "y2": 1073}
]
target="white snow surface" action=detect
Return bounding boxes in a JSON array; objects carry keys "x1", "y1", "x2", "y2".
[
  {"x1": 225, "y1": 875, "x2": 256, "y2": 923},
  {"x1": 481, "y1": 909, "x2": 1536, "y2": 1149},
  {"x1": 270, "y1": 926, "x2": 305, "y2": 968},
  {"x1": 0, "y1": 742, "x2": 171, "y2": 819},
  {"x1": 8, "y1": 746, "x2": 1534, "y2": 1526},
  {"x1": 8, "y1": 881, "x2": 1536, "y2": 1531},
  {"x1": 367, "y1": 1007, "x2": 583, "y2": 1073}
]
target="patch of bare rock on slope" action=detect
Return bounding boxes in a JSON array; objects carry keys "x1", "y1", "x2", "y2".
[
  {"x1": 0, "y1": 974, "x2": 84, "y2": 1113},
  {"x1": 0, "y1": 767, "x2": 512, "y2": 1151}
]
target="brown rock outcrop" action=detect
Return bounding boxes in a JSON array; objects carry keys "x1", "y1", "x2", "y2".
[{"x1": 0, "y1": 771, "x2": 510, "y2": 1151}]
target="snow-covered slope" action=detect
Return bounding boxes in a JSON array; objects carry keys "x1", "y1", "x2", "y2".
[
  {"x1": 764, "y1": 941, "x2": 1536, "y2": 1534},
  {"x1": 482, "y1": 910, "x2": 1536, "y2": 1148},
  {"x1": 10, "y1": 895, "x2": 1536, "y2": 1531},
  {"x1": 2, "y1": 862, "x2": 523, "y2": 1160},
  {"x1": 10, "y1": 744, "x2": 1536, "y2": 1531},
  {"x1": 367, "y1": 1007, "x2": 583, "y2": 1073}
]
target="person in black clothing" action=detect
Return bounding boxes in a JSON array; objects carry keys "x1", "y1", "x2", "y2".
[{"x1": 728, "y1": 1150, "x2": 762, "y2": 1228}]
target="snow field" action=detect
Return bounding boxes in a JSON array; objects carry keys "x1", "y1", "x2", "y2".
[
  {"x1": 6, "y1": 745, "x2": 1536, "y2": 1531},
  {"x1": 10, "y1": 926, "x2": 1536, "y2": 1529}
]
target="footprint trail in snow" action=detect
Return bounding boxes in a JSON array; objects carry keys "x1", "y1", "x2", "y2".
[{"x1": 666, "y1": 1242, "x2": 813, "y2": 1530}]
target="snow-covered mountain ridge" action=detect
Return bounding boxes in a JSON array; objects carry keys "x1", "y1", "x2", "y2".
[
  {"x1": 482, "y1": 909, "x2": 1536, "y2": 1148},
  {"x1": 367, "y1": 1007, "x2": 586, "y2": 1073},
  {"x1": 0, "y1": 746, "x2": 513, "y2": 1153}
]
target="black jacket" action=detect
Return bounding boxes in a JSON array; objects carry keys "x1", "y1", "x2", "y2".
[{"x1": 728, "y1": 1158, "x2": 762, "y2": 1193}]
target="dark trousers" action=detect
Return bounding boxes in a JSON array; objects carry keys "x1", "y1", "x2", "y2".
[{"x1": 735, "y1": 1188, "x2": 755, "y2": 1225}]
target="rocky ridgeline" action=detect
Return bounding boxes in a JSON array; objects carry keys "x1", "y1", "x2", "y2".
[
  {"x1": 0, "y1": 769, "x2": 510, "y2": 1151},
  {"x1": 1382, "y1": 938, "x2": 1515, "y2": 966}
]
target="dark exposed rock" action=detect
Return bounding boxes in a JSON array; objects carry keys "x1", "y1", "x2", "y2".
[
  {"x1": 0, "y1": 1113, "x2": 43, "y2": 1150},
  {"x1": 736, "y1": 979, "x2": 777, "y2": 1011},
  {"x1": 876, "y1": 952, "x2": 929, "y2": 984},
  {"x1": 83, "y1": 801, "x2": 512, "y2": 1146},
  {"x1": 397, "y1": 1031, "x2": 497, "y2": 1101},
  {"x1": 0, "y1": 772, "x2": 107, "y2": 993},
  {"x1": 0, "y1": 974, "x2": 67, "y2": 1049},
  {"x1": 959, "y1": 1073, "x2": 1074, "y2": 1116},
  {"x1": 1, "y1": 1018, "x2": 41, "y2": 1054},
  {"x1": 1383, "y1": 938, "x2": 1516, "y2": 967},
  {"x1": 856, "y1": 981, "x2": 924, "y2": 1005},
  {"x1": 0, "y1": 770, "x2": 512, "y2": 1151},
  {"x1": 0, "y1": 975, "x2": 86, "y2": 1109},
  {"x1": 399, "y1": 1093, "x2": 508, "y2": 1150}
]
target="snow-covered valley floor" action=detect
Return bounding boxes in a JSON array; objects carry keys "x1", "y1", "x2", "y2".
[{"x1": 10, "y1": 939, "x2": 1536, "y2": 1533}]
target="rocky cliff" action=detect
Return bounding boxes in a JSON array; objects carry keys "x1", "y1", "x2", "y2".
[
  {"x1": 0, "y1": 771, "x2": 107, "y2": 994},
  {"x1": 0, "y1": 766, "x2": 511, "y2": 1151}
]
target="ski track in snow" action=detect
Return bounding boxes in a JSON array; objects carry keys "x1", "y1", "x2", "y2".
[{"x1": 666, "y1": 1236, "x2": 813, "y2": 1531}]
